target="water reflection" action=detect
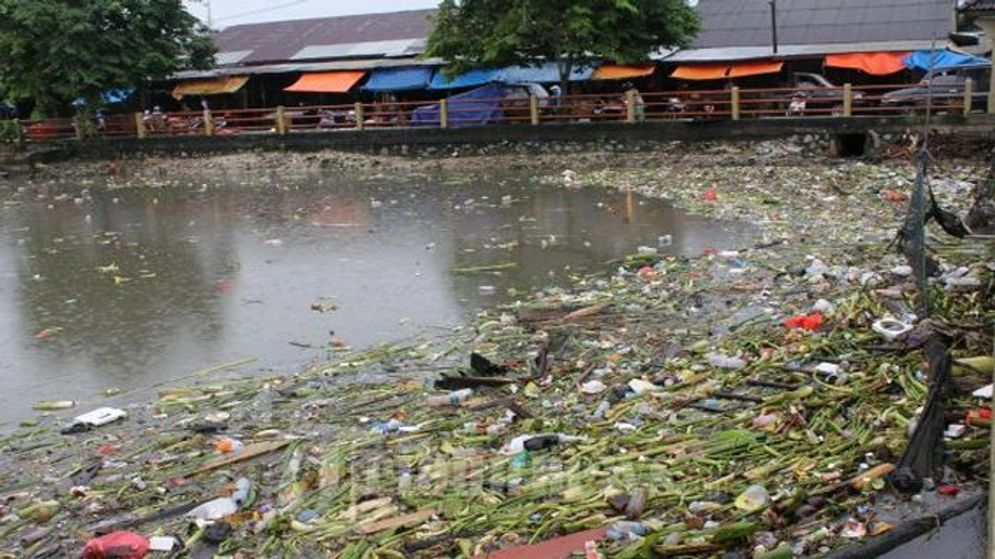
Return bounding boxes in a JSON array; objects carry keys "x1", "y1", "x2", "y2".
[{"x1": 0, "y1": 173, "x2": 753, "y2": 423}]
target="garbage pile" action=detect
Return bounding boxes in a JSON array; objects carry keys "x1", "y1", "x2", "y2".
[{"x1": 2, "y1": 148, "x2": 994, "y2": 558}]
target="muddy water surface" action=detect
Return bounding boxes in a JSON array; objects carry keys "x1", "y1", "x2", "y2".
[{"x1": 0, "y1": 173, "x2": 754, "y2": 424}]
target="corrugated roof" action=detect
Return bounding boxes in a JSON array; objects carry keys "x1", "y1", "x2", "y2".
[
  {"x1": 173, "y1": 57, "x2": 445, "y2": 80},
  {"x1": 214, "y1": 9, "x2": 435, "y2": 64},
  {"x1": 291, "y1": 39, "x2": 424, "y2": 61},
  {"x1": 962, "y1": 0, "x2": 995, "y2": 13},
  {"x1": 665, "y1": 40, "x2": 945, "y2": 62},
  {"x1": 692, "y1": 0, "x2": 954, "y2": 50}
]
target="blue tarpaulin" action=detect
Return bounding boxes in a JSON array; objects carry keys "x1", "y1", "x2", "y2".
[
  {"x1": 363, "y1": 67, "x2": 434, "y2": 92},
  {"x1": 904, "y1": 50, "x2": 989, "y2": 71},
  {"x1": 428, "y1": 68, "x2": 499, "y2": 90},
  {"x1": 72, "y1": 88, "x2": 135, "y2": 107},
  {"x1": 494, "y1": 62, "x2": 594, "y2": 83},
  {"x1": 412, "y1": 83, "x2": 505, "y2": 127}
]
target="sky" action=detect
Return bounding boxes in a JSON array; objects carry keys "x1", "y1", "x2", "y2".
[{"x1": 183, "y1": 0, "x2": 440, "y2": 28}]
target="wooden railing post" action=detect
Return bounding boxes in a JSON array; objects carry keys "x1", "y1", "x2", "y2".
[
  {"x1": 73, "y1": 117, "x2": 85, "y2": 140},
  {"x1": 13, "y1": 118, "x2": 24, "y2": 143},
  {"x1": 964, "y1": 77, "x2": 974, "y2": 116},
  {"x1": 529, "y1": 94, "x2": 539, "y2": 125},
  {"x1": 134, "y1": 113, "x2": 146, "y2": 139},
  {"x1": 731, "y1": 87, "x2": 741, "y2": 120},
  {"x1": 440, "y1": 99, "x2": 449, "y2": 129},
  {"x1": 203, "y1": 108, "x2": 214, "y2": 136},
  {"x1": 626, "y1": 90, "x2": 636, "y2": 123},
  {"x1": 354, "y1": 102, "x2": 364, "y2": 130},
  {"x1": 843, "y1": 83, "x2": 853, "y2": 117},
  {"x1": 276, "y1": 106, "x2": 288, "y2": 135}
]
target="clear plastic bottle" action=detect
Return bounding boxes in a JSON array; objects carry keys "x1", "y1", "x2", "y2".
[{"x1": 426, "y1": 388, "x2": 473, "y2": 407}]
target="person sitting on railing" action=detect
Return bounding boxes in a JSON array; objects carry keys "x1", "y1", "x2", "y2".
[
  {"x1": 787, "y1": 92, "x2": 807, "y2": 117},
  {"x1": 623, "y1": 82, "x2": 645, "y2": 122}
]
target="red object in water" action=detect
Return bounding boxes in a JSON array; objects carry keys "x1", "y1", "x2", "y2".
[
  {"x1": 473, "y1": 528, "x2": 608, "y2": 559},
  {"x1": 97, "y1": 444, "x2": 119, "y2": 456},
  {"x1": 784, "y1": 313, "x2": 824, "y2": 332},
  {"x1": 703, "y1": 188, "x2": 718, "y2": 202},
  {"x1": 881, "y1": 189, "x2": 907, "y2": 203},
  {"x1": 937, "y1": 484, "x2": 960, "y2": 497},
  {"x1": 702, "y1": 247, "x2": 718, "y2": 256},
  {"x1": 82, "y1": 532, "x2": 150, "y2": 559},
  {"x1": 966, "y1": 408, "x2": 992, "y2": 426}
]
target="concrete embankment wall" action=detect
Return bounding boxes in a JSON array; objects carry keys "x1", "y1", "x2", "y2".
[{"x1": 4, "y1": 115, "x2": 995, "y2": 166}]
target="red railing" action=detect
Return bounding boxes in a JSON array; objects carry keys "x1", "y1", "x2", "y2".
[{"x1": 13, "y1": 82, "x2": 982, "y2": 143}]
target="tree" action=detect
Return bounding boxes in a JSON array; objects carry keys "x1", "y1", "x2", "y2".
[
  {"x1": 424, "y1": 0, "x2": 700, "y2": 93},
  {"x1": 0, "y1": 0, "x2": 215, "y2": 116}
]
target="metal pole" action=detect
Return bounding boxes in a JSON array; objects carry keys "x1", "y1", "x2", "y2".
[
  {"x1": 989, "y1": 326, "x2": 995, "y2": 559},
  {"x1": 770, "y1": 0, "x2": 779, "y2": 54}
]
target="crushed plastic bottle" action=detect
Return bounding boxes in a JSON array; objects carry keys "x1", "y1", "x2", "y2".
[
  {"x1": 426, "y1": 388, "x2": 474, "y2": 407},
  {"x1": 187, "y1": 478, "x2": 251, "y2": 521},
  {"x1": 734, "y1": 484, "x2": 770, "y2": 511},
  {"x1": 707, "y1": 353, "x2": 746, "y2": 370},
  {"x1": 606, "y1": 521, "x2": 649, "y2": 541}
]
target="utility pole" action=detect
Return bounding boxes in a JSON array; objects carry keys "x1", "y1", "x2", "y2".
[
  {"x1": 770, "y1": 0, "x2": 779, "y2": 54},
  {"x1": 192, "y1": 0, "x2": 213, "y2": 28}
]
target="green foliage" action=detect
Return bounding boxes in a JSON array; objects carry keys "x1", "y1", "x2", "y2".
[
  {"x1": 0, "y1": 120, "x2": 18, "y2": 143},
  {"x1": 425, "y1": 0, "x2": 699, "y2": 87},
  {"x1": 0, "y1": 0, "x2": 215, "y2": 116}
]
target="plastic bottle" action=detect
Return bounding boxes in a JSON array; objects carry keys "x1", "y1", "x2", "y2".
[
  {"x1": 215, "y1": 438, "x2": 245, "y2": 454},
  {"x1": 426, "y1": 389, "x2": 473, "y2": 407},
  {"x1": 707, "y1": 352, "x2": 746, "y2": 370}
]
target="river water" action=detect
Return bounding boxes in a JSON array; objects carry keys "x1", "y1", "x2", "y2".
[{"x1": 0, "y1": 173, "x2": 753, "y2": 424}]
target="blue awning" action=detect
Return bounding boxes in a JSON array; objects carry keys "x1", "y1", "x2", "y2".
[
  {"x1": 494, "y1": 62, "x2": 594, "y2": 83},
  {"x1": 904, "y1": 50, "x2": 989, "y2": 72},
  {"x1": 428, "y1": 68, "x2": 499, "y2": 90},
  {"x1": 363, "y1": 67, "x2": 434, "y2": 92},
  {"x1": 72, "y1": 88, "x2": 135, "y2": 107}
]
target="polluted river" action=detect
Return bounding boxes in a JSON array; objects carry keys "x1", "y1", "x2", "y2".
[
  {"x1": 0, "y1": 143, "x2": 991, "y2": 559},
  {"x1": 0, "y1": 173, "x2": 753, "y2": 426}
]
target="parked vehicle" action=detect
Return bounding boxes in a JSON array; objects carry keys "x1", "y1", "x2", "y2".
[
  {"x1": 778, "y1": 73, "x2": 865, "y2": 114},
  {"x1": 881, "y1": 63, "x2": 991, "y2": 112},
  {"x1": 0, "y1": 102, "x2": 15, "y2": 119}
]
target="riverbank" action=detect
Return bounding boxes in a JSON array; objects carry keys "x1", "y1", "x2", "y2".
[{"x1": 1, "y1": 142, "x2": 993, "y2": 558}]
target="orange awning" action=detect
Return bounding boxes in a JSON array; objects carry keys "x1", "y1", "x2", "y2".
[
  {"x1": 671, "y1": 61, "x2": 783, "y2": 81},
  {"x1": 172, "y1": 77, "x2": 248, "y2": 100},
  {"x1": 592, "y1": 63, "x2": 657, "y2": 80},
  {"x1": 671, "y1": 64, "x2": 730, "y2": 81},
  {"x1": 727, "y1": 60, "x2": 784, "y2": 78},
  {"x1": 284, "y1": 71, "x2": 366, "y2": 93},
  {"x1": 825, "y1": 52, "x2": 909, "y2": 76}
]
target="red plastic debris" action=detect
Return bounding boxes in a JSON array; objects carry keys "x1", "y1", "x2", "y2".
[
  {"x1": 881, "y1": 189, "x2": 907, "y2": 203},
  {"x1": 703, "y1": 188, "x2": 718, "y2": 202},
  {"x1": 784, "y1": 313, "x2": 824, "y2": 332},
  {"x1": 83, "y1": 531, "x2": 150, "y2": 559},
  {"x1": 937, "y1": 484, "x2": 960, "y2": 497},
  {"x1": 97, "y1": 444, "x2": 119, "y2": 456},
  {"x1": 473, "y1": 528, "x2": 608, "y2": 559},
  {"x1": 966, "y1": 408, "x2": 992, "y2": 426}
]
